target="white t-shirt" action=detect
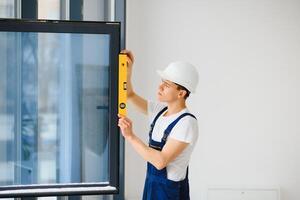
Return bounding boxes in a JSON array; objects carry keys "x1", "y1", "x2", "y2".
[{"x1": 147, "y1": 101, "x2": 199, "y2": 181}]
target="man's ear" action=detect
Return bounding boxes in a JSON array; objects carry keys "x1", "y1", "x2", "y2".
[{"x1": 178, "y1": 90, "x2": 187, "y2": 99}]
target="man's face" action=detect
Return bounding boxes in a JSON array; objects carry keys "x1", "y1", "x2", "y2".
[{"x1": 157, "y1": 79, "x2": 183, "y2": 102}]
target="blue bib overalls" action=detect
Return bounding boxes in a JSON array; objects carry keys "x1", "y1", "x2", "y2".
[{"x1": 142, "y1": 107, "x2": 197, "y2": 200}]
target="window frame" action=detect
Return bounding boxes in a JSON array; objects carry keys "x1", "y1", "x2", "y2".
[{"x1": 0, "y1": 18, "x2": 120, "y2": 198}]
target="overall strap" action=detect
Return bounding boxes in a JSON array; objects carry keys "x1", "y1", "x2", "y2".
[
  {"x1": 161, "y1": 113, "x2": 197, "y2": 142},
  {"x1": 149, "y1": 107, "x2": 168, "y2": 139}
]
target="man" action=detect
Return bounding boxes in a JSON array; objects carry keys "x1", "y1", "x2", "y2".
[{"x1": 118, "y1": 50, "x2": 199, "y2": 200}]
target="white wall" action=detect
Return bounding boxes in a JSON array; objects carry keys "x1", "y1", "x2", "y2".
[{"x1": 125, "y1": 0, "x2": 300, "y2": 199}]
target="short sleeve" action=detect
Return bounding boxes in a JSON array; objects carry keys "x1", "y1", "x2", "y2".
[{"x1": 168, "y1": 117, "x2": 198, "y2": 144}]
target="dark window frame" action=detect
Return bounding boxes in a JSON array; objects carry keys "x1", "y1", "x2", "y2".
[{"x1": 0, "y1": 18, "x2": 120, "y2": 198}]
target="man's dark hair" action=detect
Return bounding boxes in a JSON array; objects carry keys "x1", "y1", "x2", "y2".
[{"x1": 175, "y1": 83, "x2": 190, "y2": 99}]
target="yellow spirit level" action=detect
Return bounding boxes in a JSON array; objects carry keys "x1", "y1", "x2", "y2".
[{"x1": 118, "y1": 54, "x2": 127, "y2": 116}]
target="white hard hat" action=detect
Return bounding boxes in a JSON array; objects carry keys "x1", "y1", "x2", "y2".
[{"x1": 157, "y1": 61, "x2": 199, "y2": 93}]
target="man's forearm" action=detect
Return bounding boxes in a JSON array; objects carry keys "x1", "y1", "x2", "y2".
[
  {"x1": 126, "y1": 80, "x2": 148, "y2": 114},
  {"x1": 127, "y1": 134, "x2": 166, "y2": 170},
  {"x1": 127, "y1": 80, "x2": 135, "y2": 99}
]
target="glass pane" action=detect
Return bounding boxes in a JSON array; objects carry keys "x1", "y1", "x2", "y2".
[
  {"x1": 0, "y1": 31, "x2": 110, "y2": 186},
  {"x1": 0, "y1": 0, "x2": 15, "y2": 18},
  {"x1": 0, "y1": 29, "x2": 17, "y2": 186},
  {"x1": 38, "y1": 0, "x2": 60, "y2": 20},
  {"x1": 83, "y1": 0, "x2": 115, "y2": 21}
]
